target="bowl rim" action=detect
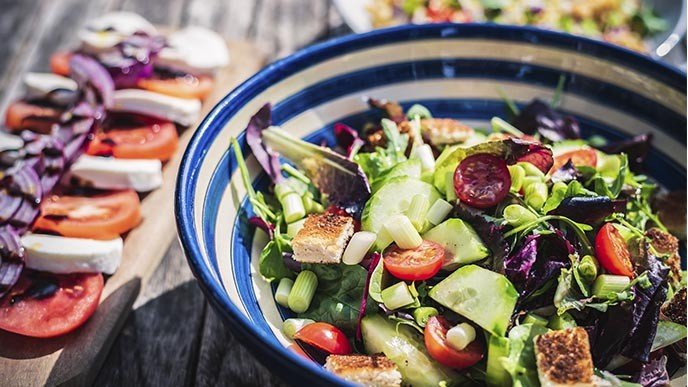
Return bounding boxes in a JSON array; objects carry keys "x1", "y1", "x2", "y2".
[{"x1": 175, "y1": 23, "x2": 686, "y2": 385}]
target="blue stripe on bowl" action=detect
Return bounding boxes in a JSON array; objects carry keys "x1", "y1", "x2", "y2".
[{"x1": 176, "y1": 24, "x2": 687, "y2": 385}]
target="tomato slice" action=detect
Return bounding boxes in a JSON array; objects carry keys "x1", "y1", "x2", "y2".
[
  {"x1": 293, "y1": 322, "x2": 352, "y2": 355},
  {"x1": 454, "y1": 153, "x2": 511, "y2": 209},
  {"x1": 595, "y1": 223, "x2": 634, "y2": 277},
  {"x1": 136, "y1": 74, "x2": 214, "y2": 100},
  {"x1": 5, "y1": 101, "x2": 62, "y2": 134},
  {"x1": 383, "y1": 240, "x2": 444, "y2": 281},
  {"x1": 0, "y1": 272, "x2": 103, "y2": 338},
  {"x1": 550, "y1": 148, "x2": 598, "y2": 174},
  {"x1": 424, "y1": 316, "x2": 484, "y2": 369},
  {"x1": 33, "y1": 190, "x2": 141, "y2": 240},
  {"x1": 87, "y1": 121, "x2": 179, "y2": 161},
  {"x1": 50, "y1": 51, "x2": 73, "y2": 77}
]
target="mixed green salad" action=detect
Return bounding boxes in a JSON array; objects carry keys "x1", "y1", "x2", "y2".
[{"x1": 232, "y1": 92, "x2": 686, "y2": 386}]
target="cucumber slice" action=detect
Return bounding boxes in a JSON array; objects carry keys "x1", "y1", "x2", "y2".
[
  {"x1": 361, "y1": 177, "x2": 441, "y2": 249},
  {"x1": 362, "y1": 314, "x2": 458, "y2": 386},
  {"x1": 429, "y1": 265, "x2": 518, "y2": 336},
  {"x1": 486, "y1": 335, "x2": 511, "y2": 387},
  {"x1": 422, "y1": 219, "x2": 489, "y2": 270},
  {"x1": 371, "y1": 158, "x2": 422, "y2": 192}
]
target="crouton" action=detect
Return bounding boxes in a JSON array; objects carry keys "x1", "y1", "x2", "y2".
[
  {"x1": 662, "y1": 287, "x2": 687, "y2": 326},
  {"x1": 324, "y1": 354, "x2": 402, "y2": 387},
  {"x1": 291, "y1": 213, "x2": 354, "y2": 264},
  {"x1": 646, "y1": 227, "x2": 682, "y2": 289},
  {"x1": 420, "y1": 118, "x2": 474, "y2": 145},
  {"x1": 534, "y1": 327, "x2": 595, "y2": 387}
]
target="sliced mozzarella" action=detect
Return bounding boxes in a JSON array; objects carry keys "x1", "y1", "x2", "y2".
[
  {"x1": 156, "y1": 26, "x2": 230, "y2": 74},
  {"x1": 24, "y1": 72, "x2": 78, "y2": 99},
  {"x1": 65, "y1": 155, "x2": 163, "y2": 192},
  {"x1": 112, "y1": 89, "x2": 201, "y2": 126},
  {"x1": 79, "y1": 12, "x2": 158, "y2": 53},
  {"x1": 22, "y1": 233, "x2": 123, "y2": 275},
  {"x1": 0, "y1": 132, "x2": 23, "y2": 151}
]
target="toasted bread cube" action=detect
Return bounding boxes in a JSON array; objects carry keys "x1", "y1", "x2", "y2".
[
  {"x1": 534, "y1": 327, "x2": 595, "y2": 387},
  {"x1": 420, "y1": 118, "x2": 474, "y2": 145},
  {"x1": 291, "y1": 213, "x2": 354, "y2": 264},
  {"x1": 646, "y1": 227, "x2": 683, "y2": 289},
  {"x1": 325, "y1": 354, "x2": 402, "y2": 387}
]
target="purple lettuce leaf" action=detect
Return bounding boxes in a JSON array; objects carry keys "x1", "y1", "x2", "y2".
[
  {"x1": 549, "y1": 196, "x2": 626, "y2": 225},
  {"x1": 550, "y1": 159, "x2": 581, "y2": 184},
  {"x1": 454, "y1": 203, "x2": 509, "y2": 273},
  {"x1": 600, "y1": 133, "x2": 653, "y2": 172},
  {"x1": 510, "y1": 99, "x2": 580, "y2": 142},
  {"x1": 504, "y1": 138, "x2": 554, "y2": 173},
  {"x1": 634, "y1": 355, "x2": 670, "y2": 387},
  {"x1": 245, "y1": 103, "x2": 285, "y2": 184},
  {"x1": 333, "y1": 123, "x2": 364, "y2": 159}
]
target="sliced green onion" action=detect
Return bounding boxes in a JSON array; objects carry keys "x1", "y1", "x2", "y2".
[
  {"x1": 288, "y1": 270, "x2": 318, "y2": 313},
  {"x1": 282, "y1": 163, "x2": 311, "y2": 184},
  {"x1": 548, "y1": 312, "x2": 577, "y2": 330},
  {"x1": 523, "y1": 313, "x2": 548, "y2": 326},
  {"x1": 413, "y1": 307, "x2": 439, "y2": 327},
  {"x1": 274, "y1": 182, "x2": 294, "y2": 200},
  {"x1": 426, "y1": 198, "x2": 453, "y2": 225},
  {"x1": 384, "y1": 215, "x2": 423, "y2": 249},
  {"x1": 445, "y1": 171, "x2": 457, "y2": 202},
  {"x1": 412, "y1": 144, "x2": 436, "y2": 172},
  {"x1": 522, "y1": 175, "x2": 543, "y2": 190},
  {"x1": 342, "y1": 231, "x2": 377, "y2": 265},
  {"x1": 381, "y1": 281, "x2": 415, "y2": 310},
  {"x1": 275, "y1": 278, "x2": 294, "y2": 308},
  {"x1": 577, "y1": 255, "x2": 599, "y2": 284},
  {"x1": 517, "y1": 161, "x2": 545, "y2": 178},
  {"x1": 446, "y1": 323, "x2": 476, "y2": 351},
  {"x1": 525, "y1": 181, "x2": 548, "y2": 210},
  {"x1": 491, "y1": 117, "x2": 524, "y2": 137},
  {"x1": 282, "y1": 318, "x2": 314, "y2": 339},
  {"x1": 551, "y1": 181, "x2": 567, "y2": 196},
  {"x1": 592, "y1": 274, "x2": 630, "y2": 299},
  {"x1": 376, "y1": 226, "x2": 394, "y2": 250},
  {"x1": 287, "y1": 218, "x2": 307, "y2": 238},
  {"x1": 406, "y1": 194, "x2": 430, "y2": 231},
  {"x1": 281, "y1": 193, "x2": 306, "y2": 223},
  {"x1": 407, "y1": 104, "x2": 432, "y2": 120},
  {"x1": 508, "y1": 164, "x2": 526, "y2": 192},
  {"x1": 503, "y1": 204, "x2": 538, "y2": 227},
  {"x1": 286, "y1": 176, "x2": 309, "y2": 196}
]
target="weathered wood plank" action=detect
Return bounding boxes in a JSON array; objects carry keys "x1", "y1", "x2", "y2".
[{"x1": 0, "y1": 0, "x2": 41, "y2": 82}]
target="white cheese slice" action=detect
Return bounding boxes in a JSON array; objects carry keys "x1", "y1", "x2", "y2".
[
  {"x1": 24, "y1": 72, "x2": 78, "y2": 99},
  {"x1": 79, "y1": 12, "x2": 158, "y2": 53},
  {"x1": 112, "y1": 89, "x2": 201, "y2": 126},
  {"x1": 22, "y1": 233, "x2": 123, "y2": 275},
  {"x1": 156, "y1": 26, "x2": 230, "y2": 75},
  {"x1": 65, "y1": 155, "x2": 163, "y2": 192},
  {"x1": 0, "y1": 132, "x2": 23, "y2": 151}
]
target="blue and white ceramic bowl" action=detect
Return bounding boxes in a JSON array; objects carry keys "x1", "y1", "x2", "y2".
[{"x1": 176, "y1": 24, "x2": 686, "y2": 385}]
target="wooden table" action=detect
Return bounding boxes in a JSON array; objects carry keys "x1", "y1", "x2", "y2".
[{"x1": 0, "y1": 1, "x2": 684, "y2": 386}]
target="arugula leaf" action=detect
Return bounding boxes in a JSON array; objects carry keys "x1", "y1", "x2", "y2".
[{"x1": 299, "y1": 264, "x2": 370, "y2": 333}]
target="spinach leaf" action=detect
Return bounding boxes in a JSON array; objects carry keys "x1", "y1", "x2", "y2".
[
  {"x1": 299, "y1": 264, "x2": 370, "y2": 333},
  {"x1": 499, "y1": 324, "x2": 549, "y2": 387},
  {"x1": 258, "y1": 235, "x2": 294, "y2": 281}
]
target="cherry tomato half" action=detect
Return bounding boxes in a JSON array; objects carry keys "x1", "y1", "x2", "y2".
[
  {"x1": 383, "y1": 240, "x2": 445, "y2": 281},
  {"x1": 0, "y1": 272, "x2": 103, "y2": 338},
  {"x1": 33, "y1": 190, "x2": 142, "y2": 240},
  {"x1": 87, "y1": 121, "x2": 179, "y2": 161},
  {"x1": 5, "y1": 101, "x2": 62, "y2": 134},
  {"x1": 424, "y1": 316, "x2": 484, "y2": 369},
  {"x1": 293, "y1": 322, "x2": 352, "y2": 355},
  {"x1": 454, "y1": 154, "x2": 511, "y2": 209},
  {"x1": 595, "y1": 223, "x2": 634, "y2": 277},
  {"x1": 136, "y1": 74, "x2": 214, "y2": 100},
  {"x1": 550, "y1": 148, "x2": 598, "y2": 174}
]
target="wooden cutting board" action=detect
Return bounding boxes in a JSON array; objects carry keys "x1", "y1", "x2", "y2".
[{"x1": 0, "y1": 40, "x2": 265, "y2": 387}]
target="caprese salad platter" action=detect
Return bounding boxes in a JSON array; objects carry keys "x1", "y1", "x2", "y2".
[{"x1": 0, "y1": 11, "x2": 257, "y2": 386}]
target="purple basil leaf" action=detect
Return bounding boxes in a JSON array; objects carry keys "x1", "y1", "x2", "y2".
[
  {"x1": 93, "y1": 33, "x2": 165, "y2": 89},
  {"x1": 600, "y1": 133, "x2": 653, "y2": 172},
  {"x1": 510, "y1": 99, "x2": 581, "y2": 142},
  {"x1": 550, "y1": 159, "x2": 581, "y2": 184},
  {"x1": 454, "y1": 203, "x2": 509, "y2": 273},
  {"x1": 245, "y1": 103, "x2": 285, "y2": 184},
  {"x1": 334, "y1": 123, "x2": 364, "y2": 158},
  {"x1": 549, "y1": 196, "x2": 626, "y2": 224},
  {"x1": 635, "y1": 356, "x2": 670, "y2": 387},
  {"x1": 504, "y1": 235, "x2": 538, "y2": 283},
  {"x1": 69, "y1": 54, "x2": 115, "y2": 109},
  {"x1": 248, "y1": 216, "x2": 275, "y2": 239}
]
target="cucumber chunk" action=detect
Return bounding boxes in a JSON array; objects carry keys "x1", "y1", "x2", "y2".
[
  {"x1": 486, "y1": 334, "x2": 511, "y2": 387},
  {"x1": 371, "y1": 158, "x2": 422, "y2": 192},
  {"x1": 361, "y1": 177, "x2": 441, "y2": 249},
  {"x1": 361, "y1": 314, "x2": 458, "y2": 386},
  {"x1": 422, "y1": 219, "x2": 489, "y2": 270},
  {"x1": 429, "y1": 265, "x2": 518, "y2": 336}
]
